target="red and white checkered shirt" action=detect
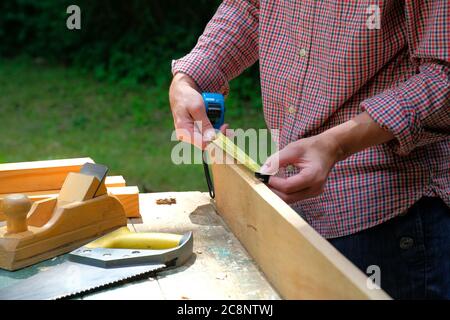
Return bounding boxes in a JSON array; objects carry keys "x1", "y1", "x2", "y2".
[{"x1": 172, "y1": 0, "x2": 450, "y2": 238}]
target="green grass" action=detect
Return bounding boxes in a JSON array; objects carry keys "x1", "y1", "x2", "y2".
[{"x1": 0, "y1": 58, "x2": 266, "y2": 192}]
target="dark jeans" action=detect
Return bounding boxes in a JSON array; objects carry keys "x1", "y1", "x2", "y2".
[{"x1": 329, "y1": 197, "x2": 450, "y2": 300}]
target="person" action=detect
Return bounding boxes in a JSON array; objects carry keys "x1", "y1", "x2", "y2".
[{"x1": 169, "y1": 1, "x2": 449, "y2": 299}]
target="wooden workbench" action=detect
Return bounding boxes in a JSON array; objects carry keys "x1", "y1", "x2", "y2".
[
  {"x1": 0, "y1": 158, "x2": 389, "y2": 299},
  {"x1": 0, "y1": 161, "x2": 390, "y2": 300},
  {"x1": 82, "y1": 192, "x2": 279, "y2": 300}
]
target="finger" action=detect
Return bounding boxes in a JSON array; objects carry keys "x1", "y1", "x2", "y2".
[
  {"x1": 175, "y1": 127, "x2": 205, "y2": 150},
  {"x1": 220, "y1": 124, "x2": 235, "y2": 138},
  {"x1": 269, "y1": 186, "x2": 323, "y2": 203},
  {"x1": 219, "y1": 123, "x2": 228, "y2": 133},
  {"x1": 188, "y1": 104, "x2": 216, "y2": 142},
  {"x1": 268, "y1": 169, "x2": 315, "y2": 194},
  {"x1": 259, "y1": 144, "x2": 300, "y2": 175}
]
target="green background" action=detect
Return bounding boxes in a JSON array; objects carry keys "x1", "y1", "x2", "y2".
[{"x1": 0, "y1": 0, "x2": 265, "y2": 192}]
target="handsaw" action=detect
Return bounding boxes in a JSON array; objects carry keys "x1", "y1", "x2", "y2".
[
  {"x1": 0, "y1": 259, "x2": 165, "y2": 300},
  {"x1": 0, "y1": 227, "x2": 193, "y2": 300}
]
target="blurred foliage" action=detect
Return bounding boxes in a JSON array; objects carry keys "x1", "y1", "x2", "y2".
[
  {"x1": 0, "y1": 1, "x2": 265, "y2": 190},
  {"x1": 1, "y1": 0, "x2": 217, "y2": 81},
  {"x1": 0, "y1": 0, "x2": 261, "y2": 108},
  {"x1": 0, "y1": 58, "x2": 266, "y2": 192}
]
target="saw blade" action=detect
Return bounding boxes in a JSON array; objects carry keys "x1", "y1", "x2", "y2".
[{"x1": 0, "y1": 260, "x2": 165, "y2": 300}]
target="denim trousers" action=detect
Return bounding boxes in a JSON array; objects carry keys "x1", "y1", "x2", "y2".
[{"x1": 329, "y1": 197, "x2": 450, "y2": 300}]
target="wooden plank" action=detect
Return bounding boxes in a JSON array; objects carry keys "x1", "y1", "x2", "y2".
[
  {"x1": 0, "y1": 176, "x2": 127, "y2": 202},
  {"x1": 105, "y1": 176, "x2": 126, "y2": 187},
  {"x1": 211, "y1": 161, "x2": 391, "y2": 300},
  {"x1": 0, "y1": 186, "x2": 140, "y2": 219},
  {"x1": 108, "y1": 186, "x2": 140, "y2": 218},
  {"x1": 0, "y1": 158, "x2": 94, "y2": 194}
]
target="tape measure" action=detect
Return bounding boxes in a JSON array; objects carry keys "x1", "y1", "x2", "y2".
[
  {"x1": 201, "y1": 93, "x2": 224, "y2": 198},
  {"x1": 201, "y1": 93, "x2": 270, "y2": 199},
  {"x1": 202, "y1": 93, "x2": 225, "y2": 130}
]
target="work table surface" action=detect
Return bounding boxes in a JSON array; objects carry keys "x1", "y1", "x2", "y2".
[
  {"x1": 84, "y1": 192, "x2": 279, "y2": 300},
  {"x1": 0, "y1": 192, "x2": 278, "y2": 300}
]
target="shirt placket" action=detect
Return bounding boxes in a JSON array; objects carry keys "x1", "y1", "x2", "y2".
[{"x1": 281, "y1": 1, "x2": 318, "y2": 178}]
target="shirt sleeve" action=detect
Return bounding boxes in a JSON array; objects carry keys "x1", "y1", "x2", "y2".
[
  {"x1": 171, "y1": 0, "x2": 259, "y2": 95},
  {"x1": 360, "y1": 1, "x2": 450, "y2": 156}
]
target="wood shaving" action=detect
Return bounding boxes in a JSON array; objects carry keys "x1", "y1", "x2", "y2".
[{"x1": 156, "y1": 198, "x2": 176, "y2": 205}]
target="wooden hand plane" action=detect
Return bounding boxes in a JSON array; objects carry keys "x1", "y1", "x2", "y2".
[{"x1": 0, "y1": 163, "x2": 127, "y2": 271}]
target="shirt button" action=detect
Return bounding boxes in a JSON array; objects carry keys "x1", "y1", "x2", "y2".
[
  {"x1": 298, "y1": 48, "x2": 307, "y2": 58},
  {"x1": 398, "y1": 210, "x2": 408, "y2": 217},
  {"x1": 286, "y1": 165, "x2": 295, "y2": 174},
  {"x1": 399, "y1": 237, "x2": 414, "y2": 250},
  {"x1": 288, "y1": 106, "x2": 296, "y2": 114}
]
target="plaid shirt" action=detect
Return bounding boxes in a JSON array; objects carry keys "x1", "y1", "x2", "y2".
[{"x1": 172, "y1": 0, "x2": 450, "y2": 238}]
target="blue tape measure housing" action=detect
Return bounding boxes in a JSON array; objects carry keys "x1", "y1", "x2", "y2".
[
  {"x1": 202, "y1": 92, "x2": 225, "y2": 130},
  {"x1": 200, "y1": 92, "x2": 270, "y2": 196}
]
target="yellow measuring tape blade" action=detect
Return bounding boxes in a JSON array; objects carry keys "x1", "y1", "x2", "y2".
[{"x1": 211, "y1": 132, "x2": 261, "y2": 173}]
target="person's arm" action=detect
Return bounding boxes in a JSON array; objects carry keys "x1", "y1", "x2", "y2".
[
  {"x1": 360, "y1": 59, "x2": 450, "y2": 156},
  {"x1": 260, "y1": 112, "x2": 394, "y2": 203},
  {"x1": 262, "y1": 1, "x2": 449, "y2": 203},
  {"x1": 169, "y1": 0, "x2": 259, "y2": 148},
  {"x1": 356, "y1": 0, "x2": 450, "y2": 156},
  {"x1": 359, "y1": 0, "x2": 449, "y2": 156},
  {"x1": 172, "y1": 0, "x2": 259, "y2": 94}
]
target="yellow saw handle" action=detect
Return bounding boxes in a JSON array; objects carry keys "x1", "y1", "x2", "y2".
[{"x1": 85, "y1": 227, "x2": 184, "y2": 250}]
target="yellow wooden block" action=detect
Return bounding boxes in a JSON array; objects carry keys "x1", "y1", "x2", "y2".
[
  {"x1": 58, "y1": 172, "x2": 99, "y2": 205},
  {"x1": 105, "y1": 176, "x2": 126, "y2": 187},
  {"x1": 108, "y1": 186, "x2": 140, "y2": 218}
]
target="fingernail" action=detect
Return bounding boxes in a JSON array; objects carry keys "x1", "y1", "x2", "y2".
[
  {"x1": 226, "y1": 129, "x2": 235, "y2": 139},
  {"x1": 259, "y1": 163, "x2": 270, "y2": 174},
  {"x1": 204, "y1": 129, "x2": 216, "y2": 142}
]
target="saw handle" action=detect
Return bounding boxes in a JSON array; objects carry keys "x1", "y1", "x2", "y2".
[
  {"x1": 85, "y1": 227, "x2": 184, "y2": 250},
  {"x1": 2, "y1": 194, "x2": 31, "y2": 234}
]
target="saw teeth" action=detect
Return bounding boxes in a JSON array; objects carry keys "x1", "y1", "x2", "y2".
[{"x1": 54, "y1": 266, "x2": 164, "y2": 300}]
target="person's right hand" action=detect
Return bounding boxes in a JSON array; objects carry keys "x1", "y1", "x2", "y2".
[{"x1": 169, "y1": 73, "x2": 229, "y2": 149}]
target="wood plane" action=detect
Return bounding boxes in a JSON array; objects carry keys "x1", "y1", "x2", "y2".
[
  {"x1": 0, "y1": 167, "x2": 127, "y2": 271},
  {"x1": 0, "y1": 185, "x2": 140, "y2": 219}
]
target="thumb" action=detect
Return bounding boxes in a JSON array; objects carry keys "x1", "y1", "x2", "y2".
[
  {"x1": 220, "y1": 123, "x2": 235, "y2": 138},
  {"x1": 259, "y1": 144, "x2": 299, "y2": 175}
]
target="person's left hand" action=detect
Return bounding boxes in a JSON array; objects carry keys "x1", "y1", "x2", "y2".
[{"x1": 259, "y1": 134, "x2": 343, "y2": 203}]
